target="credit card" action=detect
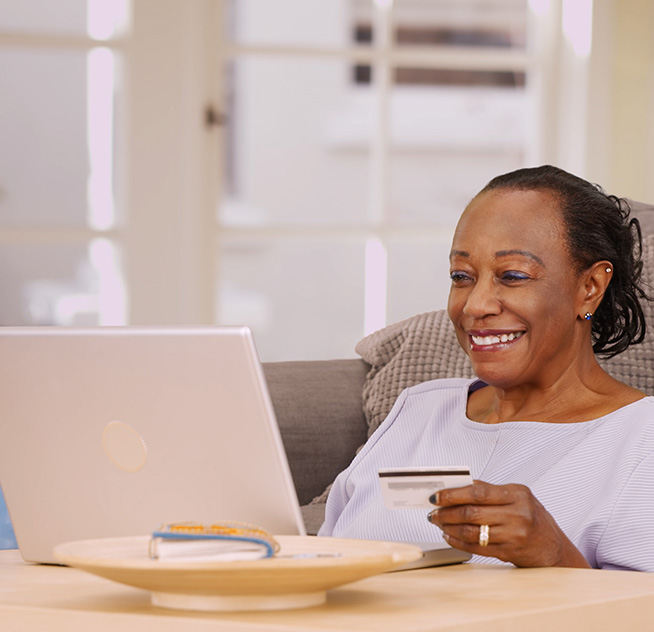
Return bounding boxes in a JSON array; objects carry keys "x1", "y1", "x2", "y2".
[{"x1": 378, "y1": 466, "x2": 472, "y2": 510}]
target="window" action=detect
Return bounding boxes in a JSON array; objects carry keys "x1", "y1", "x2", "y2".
[
  {"x1": 216, "y1": 0, "x2": 535, "y2": 360},
  {"x1": 1, "y1": 0, "x2": 605, "y2": 361},
  {"x1": 0, "y1": 0, "x2": 128, "y2": 327}
]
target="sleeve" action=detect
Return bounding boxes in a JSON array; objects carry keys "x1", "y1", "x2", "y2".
[
  {"x1": 317, "y1": 388, "x2": 412, "y2": 537},
  {"x1": 596, "y1": 451, "x2": 654, "y2": 572},
  {"x1": 317, "y1": 469, "x2": 349, "y2": 537}
]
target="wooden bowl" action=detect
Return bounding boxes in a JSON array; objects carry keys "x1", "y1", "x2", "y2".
[{"x1": 54, "y1": 534, "x2": 422, "y2": 612}]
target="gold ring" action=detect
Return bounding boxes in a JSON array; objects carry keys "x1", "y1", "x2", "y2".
[{"x1": 479, "y1": 524, "x2": 490, "y2": 547}]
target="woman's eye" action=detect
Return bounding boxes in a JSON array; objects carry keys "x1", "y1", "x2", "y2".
[
  {"x1": 501, "y1": 271, "x2": 530, "y2": 282},
  {"x1": 450, "y1": 271, "x2": 472, "y2": 283}
]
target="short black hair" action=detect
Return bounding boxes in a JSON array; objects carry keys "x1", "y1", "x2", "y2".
[{"x1": 480, "y1": 164, "x2": 650, "y2": 357}]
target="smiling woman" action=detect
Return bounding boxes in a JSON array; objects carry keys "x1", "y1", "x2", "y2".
[
  {"x1": 448, "y1": 180, "x2": 645, "y2": 423},
  {"x1": 448, "y1": 186, "x2": 611, "y2": 403},
  {"x1": 319, "y1": 165, "x2": 654, "y2": 572}
]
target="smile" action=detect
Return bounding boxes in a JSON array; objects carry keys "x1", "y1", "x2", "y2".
[{"x1": 470, "y1": 331, "x2": 525, "y2": 347}]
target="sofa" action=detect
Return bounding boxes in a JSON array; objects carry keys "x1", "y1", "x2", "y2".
[{"x1": 267, "y1": 199, "x2": 654, "y2": 536}]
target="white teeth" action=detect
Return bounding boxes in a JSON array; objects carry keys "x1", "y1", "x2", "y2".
[{"x1": 471, "y1": 332, "x2": 523, "y2": 346}]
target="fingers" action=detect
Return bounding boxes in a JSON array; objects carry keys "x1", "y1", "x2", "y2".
[
  {"x1": 434, "y1": 480, "x2": 518, "y2": 508},
  {"x1": 427, "y1": 482, "x2": 533, "y2": 556},
  {"x1": 426, "y1": 481, "x2": 587, "y2": 568},
  {"x1": 442, "y1": 525, "x2": 489, "y2": 552},
  {"x1": 428, "y1": 505, "x2": 505, "y2": 546},
  {"x1": 433, "y1": 483, "x2": 533, "y2": 534},
  {"x1": 429, "y1": 516, "x2": 506, "y2": 548}
]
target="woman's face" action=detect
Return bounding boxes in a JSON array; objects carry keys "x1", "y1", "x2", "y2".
[{"x1": 447, "y1": 187, "x2": 586, "y2": 389}]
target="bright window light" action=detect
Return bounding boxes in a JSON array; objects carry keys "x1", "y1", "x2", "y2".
[
  {"x1": 89, "y1": 238, "x2": 127, "y2": 325},
  {"x1": 87, "y1": 0, "x2": 130, "y2": 41},
  {"x1": 528, "y1": 0, "x2": 551, "y2": 17},
  {"x1": 364, "y1": 237, "x2": 388, "y2": 336},
  {"x1": 562, "y1": 0, "x2": 593, "y2": 58},
  {"x1": 87, "y1": 47, "x2": 115, "y2": 231}
]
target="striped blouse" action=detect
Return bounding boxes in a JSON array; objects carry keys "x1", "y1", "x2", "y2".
[{"x1": 319, "y1": 378, "x2": 654, "y2": 571}]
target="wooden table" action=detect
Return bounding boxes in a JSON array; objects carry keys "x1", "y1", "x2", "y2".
[{"x1": 3, "y1": 548, "x2": 654, "y2": 631}]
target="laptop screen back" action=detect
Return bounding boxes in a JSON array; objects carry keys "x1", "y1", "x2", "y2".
[{"x1": 0, "y1": 326, "x2": 305, "y2": 564}]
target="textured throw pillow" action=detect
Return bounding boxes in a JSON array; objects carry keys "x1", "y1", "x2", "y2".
[
  {"x1": 599, "y1": 233, "x2": 654, "y2": 395},
  {"x1": 355, "y1": 309, "x2": 473, "y2": 436}
]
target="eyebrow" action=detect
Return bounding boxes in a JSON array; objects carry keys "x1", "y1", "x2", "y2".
[
  {"x1": 496, "y1": 249, "x2": 545, "y2": 266},
  {"x1": 450, "y1": 249, "x2": 545, "y2": 267}
]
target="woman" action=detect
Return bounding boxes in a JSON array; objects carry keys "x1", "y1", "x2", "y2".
[{"x1": 319, "y1": 165, "x2": 654, "y2": 571}]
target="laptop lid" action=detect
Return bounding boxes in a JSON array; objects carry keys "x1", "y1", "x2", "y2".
[{"x1": 0, "y1": 326, "x2": 306, "y2": 564}]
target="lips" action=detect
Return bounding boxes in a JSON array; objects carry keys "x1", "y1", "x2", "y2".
[{"x1": 469, "y1": 331, "x2": 525, "y2": 348}]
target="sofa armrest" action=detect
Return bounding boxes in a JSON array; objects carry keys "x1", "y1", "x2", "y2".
[{"x1": 263, "y1": 359, "x2": 369, "y2": 507}]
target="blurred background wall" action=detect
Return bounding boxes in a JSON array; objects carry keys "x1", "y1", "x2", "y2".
[{"x1": 0, "y1": 0, "x2": 652, "y2": 361}]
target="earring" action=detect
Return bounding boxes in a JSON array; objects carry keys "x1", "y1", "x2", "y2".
[
  {"x1": 584, "y1": 312, "x2": 593, "y2": 320},
  {"x1": 606, "y1": 267, "x2": 612, "y2": 273}
]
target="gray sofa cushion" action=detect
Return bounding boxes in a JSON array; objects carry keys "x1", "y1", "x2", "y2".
[{"x1": 263, "y1": 359, "x2": 369, "y2": 507}]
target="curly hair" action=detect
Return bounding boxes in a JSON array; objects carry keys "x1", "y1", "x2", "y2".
[{"x1": 480, "y1": 165, "x2": 649, "y2": 357}]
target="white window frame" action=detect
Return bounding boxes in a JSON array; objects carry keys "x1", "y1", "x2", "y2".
[
  {"x1": 0, "y1": 11, "x2": 130, "y2": 325},
  {"x1": 211, "y1": 0, "x2": 549, "y2": 339}
]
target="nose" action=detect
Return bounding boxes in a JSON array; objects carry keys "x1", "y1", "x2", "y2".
[{"x1": 462, "y1": 275, "x2": 501, "y2": 319}]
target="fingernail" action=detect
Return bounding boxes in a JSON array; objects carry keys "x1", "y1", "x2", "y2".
[
  {"x1": 429, "y1": 492, "x2": 439, "y2": 505},
  {"x1": 427, "y1": 511, "x2": 434, "y2": 524}
]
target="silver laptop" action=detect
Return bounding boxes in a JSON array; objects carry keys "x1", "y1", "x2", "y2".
[
  {"x1": 0, "y1": 325, "x2": 469, "y2": 570},
  {"x1": 0, "y1": 326, "x2": 306, "y2": 564}
]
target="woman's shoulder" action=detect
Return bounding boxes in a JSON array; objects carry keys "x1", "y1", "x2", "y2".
[
  {"x1": 377, "y1": 378, "x2": 475, "y2": 428},
  {"x1": 591, "y1": 397, "x2": 654, "y2": 453},
  {"x1": 610, "y1": 394, "x2": 654, "y2": 418},
  {"x1": 595, "y1": 375, "x2": 654, "y2": 420}
]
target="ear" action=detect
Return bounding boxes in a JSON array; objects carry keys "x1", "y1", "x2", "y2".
[{"x1": 577, "y1": 261, "x2": 613, "y2": 319}]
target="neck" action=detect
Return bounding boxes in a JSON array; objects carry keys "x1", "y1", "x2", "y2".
[{"x1": 468, "y1": 355, "x2": 632, "y2": 424}]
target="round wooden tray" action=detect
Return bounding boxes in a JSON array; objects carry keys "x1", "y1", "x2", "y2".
[{"x1": 53, "y1": 535, "x2": 422, "y2": 612}]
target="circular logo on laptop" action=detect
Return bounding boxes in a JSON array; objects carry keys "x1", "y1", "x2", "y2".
[{"x1": 102, "y1": 421, "x2": 148, "y2": 472}]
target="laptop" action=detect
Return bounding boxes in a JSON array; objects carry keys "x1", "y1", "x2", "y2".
[
  {"x1": 0, "y1": 326, "x2": 305, "y2": 564},
  {"x1": 0, "y1": 325, "x2": 469, "y2": 569}
]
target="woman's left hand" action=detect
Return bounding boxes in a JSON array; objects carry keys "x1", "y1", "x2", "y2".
[{"x1": 427, "y1": 480, "x2": 591, "y2": 568}]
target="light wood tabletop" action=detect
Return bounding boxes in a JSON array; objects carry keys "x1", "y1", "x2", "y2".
[{"x1": 3, "y1": 548, "x2": 654, "y2": 631}]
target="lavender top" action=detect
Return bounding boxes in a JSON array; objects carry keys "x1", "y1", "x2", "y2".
[{"x1": 319, "y1": 378, "x2": 654, "y2": 571}]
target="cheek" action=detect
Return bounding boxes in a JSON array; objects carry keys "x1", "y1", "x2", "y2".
[
  {"x1": 504, "y1": 286, "x2": 574, "y2": 335},
  {"x1": 447, "y1": 292, "x2": 470, "y2": 343},
  {"x1": 446, "y1": 290, "x2": 460, "y2": 322},
  {"x1": 526, "y1": 282, "x2": 573, "y2": 314}
]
